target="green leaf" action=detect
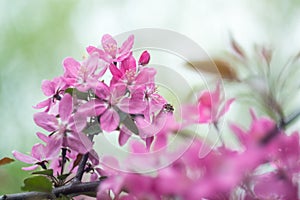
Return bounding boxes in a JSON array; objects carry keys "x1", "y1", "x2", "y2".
[
  {"x1": 65, "y1": 88, "x2": 89, "y2": 100},
  {"x1": 21, "y1": 176, "x2": 53, "y2": 192},
  {"x1": 32, "y1": 169, "x2": 53, "y2": 176},
  {"x1": 0, "y1": 157, "x2": 14, "y2": 166},
  {"x1": 57, "y1": 173, "x2": 70, "y2": 181},
  {"x1": 83, "y1": 121, "x2": 102, "y2": 135},
  {"x1": 122, "y1": 114, "x2": 139, "y2": 135}
]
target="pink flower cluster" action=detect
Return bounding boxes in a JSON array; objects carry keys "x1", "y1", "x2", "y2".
[
  {"x1": 97, "y1": 111, "x2": 299, "y2": 199},
  {"x1": 13, "y1": 34, "x2": 169, "y2": 174},
  {"x1": 12, "y1": 33, "x2": 299, "y2": 200}
]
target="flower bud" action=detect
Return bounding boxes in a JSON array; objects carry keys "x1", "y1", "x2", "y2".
[{"x1": 138, "y1": 51, "x2": 150, "y2": 66}]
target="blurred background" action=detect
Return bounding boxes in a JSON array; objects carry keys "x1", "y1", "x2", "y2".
[{"x1": 1, "y1": 0, "x2": 300, "y2": 193}]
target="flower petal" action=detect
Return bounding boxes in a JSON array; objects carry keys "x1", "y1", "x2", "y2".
[
  {"x1": 102, "y1": 34, "x2": 117, "y2": 58},
  {"x1": 41, "y1": 80, "x2": 55, "y2": 96},
  {"x1": 13, "y1": 151, "x2": 36, "y2": 164},
  {"x1": 66, "y1": 132, "x2": 93, "y2": 154},
  {"x1": 22, "y1": 165, "x2": 39, "y2": 171},
  {"x1": 118, "y1": 34, "x2": 134, "y2": 56},
  {"x1": 63, "y1": 57, "x2": 80, "y2": 78},
  {"x1": 33, "y1": 98, "x2": 51, "y2": 111},
  {"x1": 36, "y1": 132, "x2": 49, "y2": 143},
  {"x1": 31, "y1": 143, "x2": 46, "y2": 161},
  {"x1": 100, "y1": 108, "x2": 120, "y2": 132},
  {"x1": 118, "y1": 125, "x2": 132, "y2": 146},
  {"x1": 34, "y1": 112, "x2": 58, "y2": 132},
  {"x1": 59, "y1": 94, "x2": 73, "y2": 122}
]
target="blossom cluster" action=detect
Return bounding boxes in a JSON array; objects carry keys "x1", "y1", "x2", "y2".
[
  {"x1": 11, "y1": 34, "x2": 300, "y2": 200},
  {"x1": 13, "y1": 34, "x2": 169, "y2": 173}
]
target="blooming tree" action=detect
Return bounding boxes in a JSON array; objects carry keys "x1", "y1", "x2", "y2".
[{"x1": 0, "y1": 33, "x2": 299, "y2": 200}]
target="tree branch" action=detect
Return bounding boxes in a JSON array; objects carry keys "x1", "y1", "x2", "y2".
[
  {"x1": 73, "y1": 152, "x2": 89, "y2": 183},
  {"x1": 0, "y1": 181, "x2": 101, "y2": 200}
]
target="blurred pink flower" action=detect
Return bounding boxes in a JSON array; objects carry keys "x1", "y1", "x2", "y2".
[{"x1": 183, "y1": 83, "x2": 234, "y2": 125}]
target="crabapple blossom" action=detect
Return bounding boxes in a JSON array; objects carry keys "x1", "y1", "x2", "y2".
[{"x1": 8, "y1": 33, "x2": 300, "y2": 200}]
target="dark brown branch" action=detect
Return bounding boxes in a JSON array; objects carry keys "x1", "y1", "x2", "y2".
[
  {"x1": 73, "y1": 152, "x2": 89, "y2": 183},
  {"x1": 0, "y1": 192, "x2": 55, "y2": 200},
  {"x1": 0, "y1": 181, "x2": 101, "y2": 200},
  {"x1": 73, "y1": 134, "x2": 95, "y2": 183}
]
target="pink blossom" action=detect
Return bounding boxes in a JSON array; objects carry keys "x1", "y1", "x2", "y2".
[
  {"x1": 183, "y1": 83, "x2": 234, "y2": 125},
  {"x1": 63, "y1": 52, "x2": 107, "y2": 92},
  {"x1": 33, "y1": 76, "x2": 67, "y2": 113},
  {"x1": 198, "y1": 83, "x2": 234, "y2": 123},
  {"x1": 142, "y1": 83, "x2": 167, "y2": 122},
  {"x1": 109, "y1": 55, "x2": 157, "y2": 89},
  {"x1": 78, "y1": 82, "x2": 146, "y2": 132},
  {"x1": 34, "y1": 94, "x2": 92, "y2": 154},
  {"x1": 87, "y1": 34, "x2": 134, "y2": 63},
  {"x1": 13, "y1": 142, "x2": 59, "y2": 171}
]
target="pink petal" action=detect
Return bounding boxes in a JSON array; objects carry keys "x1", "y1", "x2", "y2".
[
  {"x1": 13, "y1": 151, "x2": 36, "y2": 164},
  {"x1": 102, "y1": 34, "x2": 117, "y2": 58},
  {"x1": 145, "y1": 136, "x2": 154, "y2": 150},
  {"x1": 100, "y1": 108, "x2": 120, "y2": 132},
  {"x1": 22, "y1": 165, "x2": 39, "y2": 171},
  {"x1": 120, "y1": 55, "x2": 136, "y2": 73},
  {"x1": 85, "y1": 52, "x2": 100, "y2": 73},
  {"x1": 86, "y1": 45, "x2": 106, "y2": 58},
  {"x1": 63, "y1": 57, "x2": 80, "y2": 78},
  {"x1": 118, "y1": 126, "x2": 132, "y2": 146},
  {"x1": 66, "y1": 132, "x2": 93, "y2": 154},
  {"x1": 109, "y1": 63, "x2": 123, "y2": 80},
  {"x1": 198, "y1": 104, "x2": 212, "y2": 123},
  {"x1": 34, "y1": 112, "x2": 58, "y2": 132},
  {"x1": 135, "y1": 67, "x2": 156, "y2": 85},
  {"x1": 78, "y1": 99, "x2": 107, "y2": 116},
  {"x1": 229, "y1": 123, "x2": 247, "y2": 146},
  {"x1": 198, "y1": 91, "x2": 212, "y2": 107},
  {"x1": 59, "y1": 94, "x2": 73, "y2": 122},
  {"x1": 118, "y1": 34, "x2": 134, "y2": 56},
  {"x1": 36, "y1": 132, "x2": 49, "y2": 143},
  {"x1": 218, "y1": 98, "x2": 235, "y2": 118},
  {"x1": 31, "y1": 143, "x2": 46, "y2": 161},
  {"x1": 45, "y1": 137, "x2": 61, "y2": 159},
  {"x1": 41, "y1": 80, "x2": 55, "y2": 96},
  {"x1": 118, "y1": 89, "x2": 146, "y2": 114},
  {"x1": 33, "y1": 98, "x2": 51, "y2": 110},
  {"x1": 95, "y1": 82, "x2": 110, "y2": 100}
]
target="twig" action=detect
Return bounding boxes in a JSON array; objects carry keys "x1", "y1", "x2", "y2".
[
  {"x1": 73, "y1": 134, "x2": 94, "y2": 183},
  {"x1": 73, "y1": 153, "x2": 89, "y2": 183},
  {"x1": 0, "y1": 181, "x2": 101, "y2": 200}
]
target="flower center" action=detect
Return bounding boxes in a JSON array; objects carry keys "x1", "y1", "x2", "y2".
[{"x1": 125, "y1": 69, "x2": 136, "y2": 83}]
